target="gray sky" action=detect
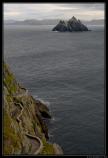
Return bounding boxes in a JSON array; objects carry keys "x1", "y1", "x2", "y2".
[{"x1": 4, "y1": 3, "x2": 105, "y2": 21}]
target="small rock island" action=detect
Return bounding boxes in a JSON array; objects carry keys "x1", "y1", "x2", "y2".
[{"x1": 52, "y1": 16, "x2": 89, "y2": 32}]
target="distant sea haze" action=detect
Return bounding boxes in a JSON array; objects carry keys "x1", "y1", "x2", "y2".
[
  {"x1": 4, "y1": 24, "x2": 104, "y2": 155},
  {"x1": 4, "y1": 18, "x2": 104, "y2": 25}
]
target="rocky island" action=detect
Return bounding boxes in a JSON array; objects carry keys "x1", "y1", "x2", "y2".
[
  {"x1": 3, "y1": 62, "x2": 63, "y2": 155},
  {"x1": 52, "y1": 16, "x2": 89, "y2": 32}
]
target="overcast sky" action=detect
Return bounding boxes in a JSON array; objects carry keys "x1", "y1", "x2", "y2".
[{"x1": 4, "y1": 3, "x2": 105, "y2": 21}]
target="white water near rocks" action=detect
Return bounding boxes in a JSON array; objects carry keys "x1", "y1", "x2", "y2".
[{"x1": 4, "y1": 24, "x2": 104, "y2": 155}]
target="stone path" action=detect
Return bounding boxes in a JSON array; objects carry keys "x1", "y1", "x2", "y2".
[{"x1": 14, "y1": 90, "x2": 43, "y2": 155}]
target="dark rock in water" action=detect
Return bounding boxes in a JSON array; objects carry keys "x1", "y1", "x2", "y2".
[
  {"x1": 36, "y1": 113, "x2": 49, "y2": 139},
  {"x1": 35, "y1": 100, "x2": 51, "y2": 119},
  {"x1": 52, "y1": 16, "x2": 89, "y2": 32},
  {"x1": 52, "y1": 20, "x2": 68, "y2": 32}
]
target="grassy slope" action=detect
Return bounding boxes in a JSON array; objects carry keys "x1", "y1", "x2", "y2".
[{"x1": 3, "y1": 63, "x2": 55, "y2": 155}]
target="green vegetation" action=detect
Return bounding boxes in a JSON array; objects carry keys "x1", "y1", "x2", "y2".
[
  {"x1": 3, "y1": 63, "x2": 58, "y2": 155},
  {"x1": 4, "y1": 64, "x2": 17, "y2": 95},
  {"x1": 6, "y1": 95, "x2": 12, "y2": 103},
  {"x1": 40, "y1": 137, "x2": 55, "y2": 155},
  {"x1": 3, "y1": 110, "x2": 21, "y2": 155}
]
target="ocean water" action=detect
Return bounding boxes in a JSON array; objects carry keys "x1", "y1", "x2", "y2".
[{"x1": 4, "y1": 24, "x2": 104, "y2": 155}]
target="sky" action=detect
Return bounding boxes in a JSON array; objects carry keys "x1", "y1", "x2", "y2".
[{"x1": 4, "y1": 3, "x2": 105, "y2": 21}]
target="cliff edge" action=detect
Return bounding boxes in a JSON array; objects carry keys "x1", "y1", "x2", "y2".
[{"x1": 3, "y1": 62, "x2": 63, "y2": 155}]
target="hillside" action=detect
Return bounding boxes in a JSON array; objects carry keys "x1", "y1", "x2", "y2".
[{"x1": 3, "y1": 62, "x2": 63, "y2": 155}]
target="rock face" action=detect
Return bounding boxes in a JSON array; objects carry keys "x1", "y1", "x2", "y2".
[
  {"x1": 52, "y1": 16, "x2": 89, "y2": 32},
  {"x1": 3, "y1": 62, "x2": 63, "y2": 155}
]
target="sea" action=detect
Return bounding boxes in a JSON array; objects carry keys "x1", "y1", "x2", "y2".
[{"x1": 4, "y1": 24, "x2": 105, "y2": 155}]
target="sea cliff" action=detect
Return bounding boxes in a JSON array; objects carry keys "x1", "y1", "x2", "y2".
[{"x1": 3, "y1": 62, "x2": 63, "y2": 155}]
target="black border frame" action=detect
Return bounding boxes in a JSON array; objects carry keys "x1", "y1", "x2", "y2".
[{"x1": 1, "y1": 0, "x2": 107, "y2": 157}]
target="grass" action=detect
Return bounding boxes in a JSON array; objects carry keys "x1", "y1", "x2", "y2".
[
  {"x1": 4, "y1": 63, "x2": 17, "y2": 95},
  {"x1": 3, "y1": 110, "x2": 21, "y2": 155},
  {"x1": 39, "y1": 137, "x2": 55, "y2": 155},
  {"x1": 3, "y1": 62, "x2": 55, "y2": 155}
]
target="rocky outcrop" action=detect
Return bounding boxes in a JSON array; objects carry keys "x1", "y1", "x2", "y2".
[
  {"x1": 3, "y1": 62, "x2": 63, "y2": 155},
  {"x1": 53, "y1": 143, "x2": 63, "y2": 155},
  {"x1": 34, "y1": 99, "x2": 51, "y2": 119},
  {"x1": 52, "y1": 16, "x2": 89, "y2": 32},
  {"x1": 52, "y1": 20, "x2": 68, "y2": 32}
]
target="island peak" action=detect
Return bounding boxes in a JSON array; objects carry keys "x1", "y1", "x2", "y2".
[{"x1": 52, "y1": 16, "x2": 89, "y2": 32}]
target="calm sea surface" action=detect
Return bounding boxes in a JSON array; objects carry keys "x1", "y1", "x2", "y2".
[{"x1": 4, "y1": 24, "x2": 104, "y2": 155}]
